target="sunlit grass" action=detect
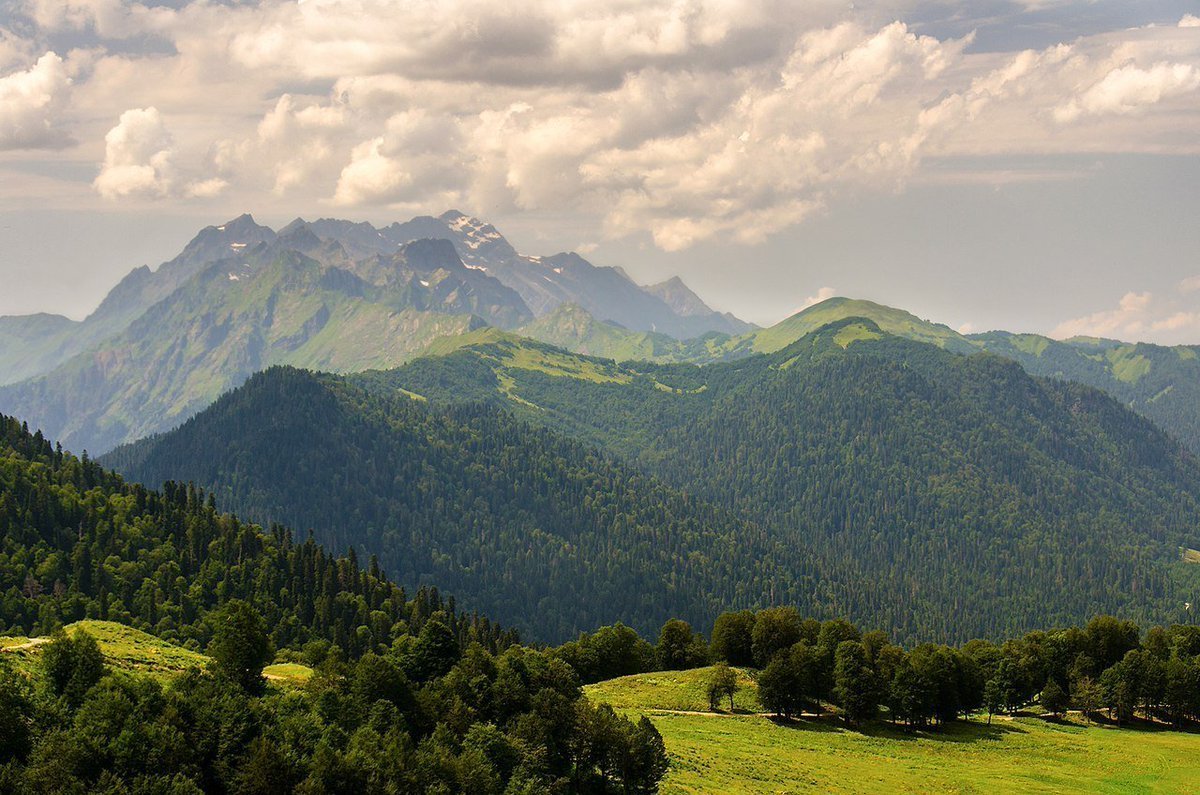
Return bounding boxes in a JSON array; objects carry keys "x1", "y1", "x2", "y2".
[{"x1": 586, "y1": 666, "x2": 1200, "y2": 794}]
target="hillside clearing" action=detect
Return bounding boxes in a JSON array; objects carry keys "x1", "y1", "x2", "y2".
[
  {"x1": 585, "y1": 666, "x2": 1200, "y2": 794},
  {"x1": 1, "y1": 620, "x2": 313, "y2": 687}
]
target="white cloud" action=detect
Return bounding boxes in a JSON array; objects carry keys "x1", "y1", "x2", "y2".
[
  {"x1": 214, "y1": 94, "x2": 348, "y2": 196},
  {"x1": 1180, "y1": 15, "x2": 1200, "y2": 28},
  {"x1": 1057, "y1": 62, "x2": 1200, "y2": 122},
  {"x1": 0, "y1": 51, "x2": 72, "y2": 150},
  {"x1": 333, "y1": 110, "x2": 468, "y2": 207},
  {"x1": 185, "y1": 177, "x2": 227, "y2": 199},
  {"x1": 332, "y1": 137, "x2": 411, "y2": 206},
  {"x1": 1051, "y1": 287, "x2": 1200, "y2": 344},
  {"x1": 0, "y1": 29, "x2": 35, "y2": 72},
  {"x1": 796, "y1": 286, "x2": 838, "y2": 313},
  {"x1": 2, "y1": 1, "x2": 1199, "y2": 248},
  {"x1": 93, "y1": 106, "x2": 176, "y2": 198}
]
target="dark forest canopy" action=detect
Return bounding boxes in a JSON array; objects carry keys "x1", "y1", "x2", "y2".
[
  {"x1": 0, "y1": 412, "x2": 511, "y2": 654},
  {"x1": 108, "y1": 321, "x2": 1200, "y2": 644},
  {"x1": 103, "y1": 367, "x2": 776, "y2": 643}
]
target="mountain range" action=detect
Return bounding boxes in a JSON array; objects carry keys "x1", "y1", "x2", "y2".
[
  {"x1": 106, "y1": 319, "x2": 1200, "y2": 643},
  {"x1": 7, "y1": 210, "x2": 1200, "y2": 461},
  {"x1": 524, "y1": 296, "x2": 1200, "y2": 457},
  {"x1": 0, "y1": 211, "x2": 751, "y2": 453},
  {"x1": 6, "y1": 207, "x2": 1200, "y2": 646}
]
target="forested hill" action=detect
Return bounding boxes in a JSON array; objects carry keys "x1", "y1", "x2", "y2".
[
  {"x1": 491, "y1": 297, "x2": 1200, "y2": 458},
  {"x1": 0, "y1": 413, "x2": 511, "y2": 653},
  {"x1": 109, "y1": 321, "x2": 1200, "y2": 644},
  {"x1": 103, "y1": 367, "x2": 784, "y2": 642},
  {"x1": 0, "y1": 413, "x2": 678, "y2": 794}
]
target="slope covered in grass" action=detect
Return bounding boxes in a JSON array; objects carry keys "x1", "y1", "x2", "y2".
[
  {"x1": 584, "y1": 668, "x2": 1200, "y2": 794},
  {"x1": 0, "y1": 620, "x2": 315, "y2": 685}
]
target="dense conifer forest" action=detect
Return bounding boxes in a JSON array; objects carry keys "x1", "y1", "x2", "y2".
[
  {"x1": 103, "y1": 366, "x2": 781, "y2": 641},
  {"x1": 110, "y1": 321, "x2": 1200, "y2": 644}
]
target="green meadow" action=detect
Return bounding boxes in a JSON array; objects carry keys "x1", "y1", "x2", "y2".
[
  {"x1": 586, "y1": 666, "x2": 1200, "y2": 794},
  {"x1": 1, "y1": 620, "x2": 313, "y2": 687}
]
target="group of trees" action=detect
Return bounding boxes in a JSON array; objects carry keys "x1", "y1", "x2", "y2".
[
  {"x1": 103, "y1": 366, "x2": 780, "y2": 643},
  {"x1": 0, "y1": 599, "x2": 668, "y2": 793},
  {"x1": 547, "y1": 608, "x2": 1200, "y2": 732},
  {"x1": 716, "y1": 608, "x2": 1200, "y2": 729}
]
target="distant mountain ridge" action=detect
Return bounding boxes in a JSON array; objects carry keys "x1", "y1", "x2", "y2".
[
  {"x1": 0, "y1": 211, "x2": 750, "y2": 452},
  {"x1": 107, "y1": 320, "x2": 1200, "y2": 643},
  {"x1": 7, "y1": 207, "x2": 1200, "y2": 457},
  {"x1": 510, "y1": 296, "x2": 1200, "y2": 456}
]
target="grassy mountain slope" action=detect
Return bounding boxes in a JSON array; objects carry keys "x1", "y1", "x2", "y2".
[
  {"x1": 0, "y1": 620, "x2": 313, "y2": 685},
  {"x1": 509, "y1": 297, "x2": 1200, "y2": 458},
  {"x1": 0, "y1": 239, "x2": 521, "y2": 454},
  {"x1": 518, "y1": 303, "x2": 740, "y2": 363},
  {"x1": 112, "y1": 322, "x2": 1200, "y2": 643},
  {"x1": 512, "y1": 297, "x2": 975, "y2": 365},
  {"x1": 104, "y1": 366, "x2": 784, "y2": 642},
  {"x1": 737, "y1": 297, "x2": 977, "y2": 355},
  {"x1": 583, "y1": 667, "x2": 1200, "y2": 794},
  {"x1": 0, "y1": 313, "x2": 81, "y2": 386}
]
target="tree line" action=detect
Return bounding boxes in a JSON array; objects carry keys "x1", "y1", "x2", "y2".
[
  {"x1": 555, "y1": 608, "x2": 1200, "y2": 730},
  {"x1": 0, "y1": 414, "x2": 512, "y2": 654}
]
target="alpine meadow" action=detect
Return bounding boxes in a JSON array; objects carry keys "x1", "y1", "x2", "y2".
[{"x1": 3, "y1": 0, "x2": 1200, "y2": 792}]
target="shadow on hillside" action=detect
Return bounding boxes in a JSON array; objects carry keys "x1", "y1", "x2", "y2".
[
  {"x1": 765, "y1": 715, "x2": 1025, "y2": 743},
  {"x1": 866, "y1": 721, "x2": 1024, "y2": 744},
  {"x1": 766, "y1": 715, "x2": 842, "y2": 733},
  {"x1": 1071, "y1": 713, "x2": 1200, "y2": 734}
]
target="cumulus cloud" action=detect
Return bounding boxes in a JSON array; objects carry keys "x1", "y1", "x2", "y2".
[
  {"x1": 212, "y1": 94, "x2": 348, "y2": 196},
  {"x1": 1051, "y1": 287, "x2": 1200, "y2": 344},
  {"x1": 1181, "y1": 14, "x2": 1200, "y2": 28},
  {"x1": 94, "y1": 106, "x2": 227, "y2": 200},
  {"x1": 93, "y1": 106, "x2": 176, "y2": 198},
  {"x1": 333, "y1": 110, "x2": 468, "y2": 207},
  {"x1": 3, "y1": 0, "x2": 1199, "y2": 247},
  {"x1": 796, "y1": 287, "x2": 838, "y2": 314},
  {"x1": 0, "y1": 52, "x2": 72, "y2": 150},
  {"x1": 1057, "y1": 62, "x2": 1200, "y2": 122}
]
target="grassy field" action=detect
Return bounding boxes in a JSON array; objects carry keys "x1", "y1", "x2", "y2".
[
  {"x1": 588, "y1": 666, "x2": 763, "y2": 713},
  {"x1": 585, "y1": 666, "x2": 1200, "y2": 794},
  {"x1": 1, "y1": 621, "x2": 313, "y2": 688}
]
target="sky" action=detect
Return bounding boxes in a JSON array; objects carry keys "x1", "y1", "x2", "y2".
[{"x1": 0, "y1": 0, "x2": 1198, "y2": 343}]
